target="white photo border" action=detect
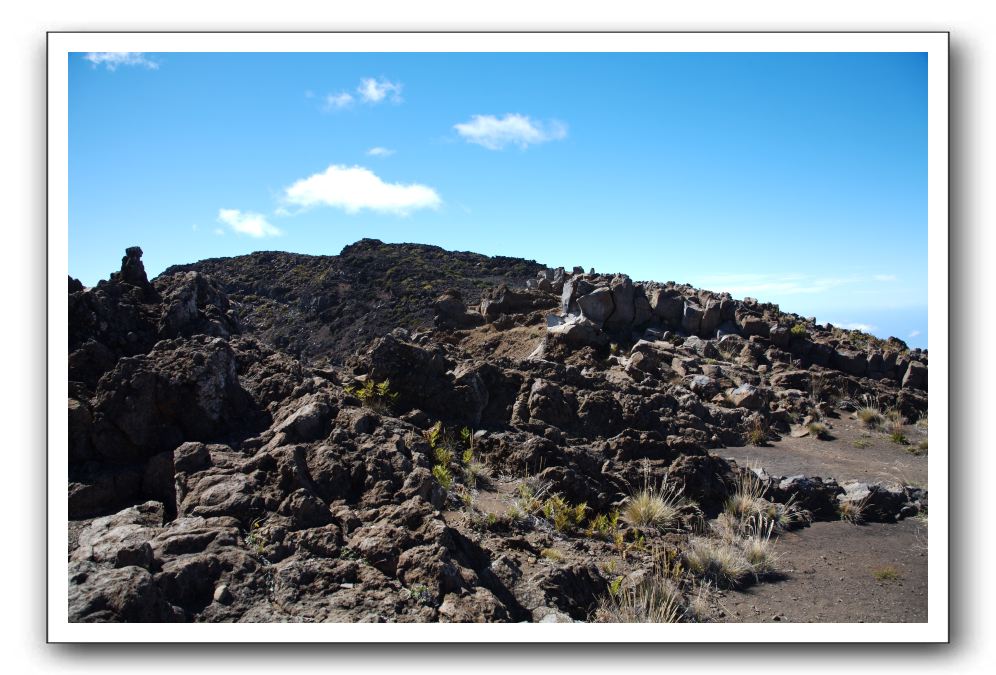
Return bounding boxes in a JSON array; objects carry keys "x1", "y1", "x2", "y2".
[{"x1": 48, "y1": 31, "x2": 949, "y2": 643}]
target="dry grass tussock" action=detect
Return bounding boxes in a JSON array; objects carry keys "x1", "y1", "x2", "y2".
[{"x1": 620, "y1": 475, "x2": 686, "y2": 532}]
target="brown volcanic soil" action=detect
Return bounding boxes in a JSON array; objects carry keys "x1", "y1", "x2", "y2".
[
  {"x1": 705, "y1": 519, "x2": 928, "y2": 623},
  {"x1": 720, "y1": 416, "x2": 928, "y2": 487}
]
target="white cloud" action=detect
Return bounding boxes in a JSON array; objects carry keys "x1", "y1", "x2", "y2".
[
  {"x1": 366, "y1": 147, "x2": 395, "y2": 157},
  {"x1": 217, "y1": 209, "x2": 283, "y2": 238},
  {"x1": 213, "y1": 228, "x2": 225, "y2": 236},
  {"x1": 83, "y1": 52, "x2": 158, "y2": 71},
  {"x1": 357, "y1": 77, "x2": 403, "y2": 103},
  {"x1": 835, "y1": 322, "x2": 877, "y2": 332},
  {"x1": 324, "y1": 92, "x2": 354, "y2": 110},
  {"x1": 454, "y1": 113, "x2": 568, "y2": 150},
  {"x1": 873, "y1": 274, "x2": 897, "y2": 282},
  {"x1": 282, "y1": 164, "x2": 441, "y2": 216},
  {"x1": 909, "y1": 329, "x2": 921, "y2": 338}
]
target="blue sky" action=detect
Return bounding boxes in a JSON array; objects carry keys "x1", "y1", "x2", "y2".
[{"x1": 69, "y1": 51, "x2": 928, "y2": 347}]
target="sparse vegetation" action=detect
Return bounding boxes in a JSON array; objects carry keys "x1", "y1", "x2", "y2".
[
  {"x1": 790, "y1": 323, "x2": 808, "y2": 338},
  {"x1": 432, "y1": 464, "x2": 453, "y2": 490},
  {"x1": 838, "y1": 496, "x2": 869, "y2": 525},
  {"x1": 244, "y1": 517, "x2": 267, "y2": 556},
  {"x1": 345, "y1": 378, "x2": 398, "y2": 414},
  {"x1": 852, "y1": 438, "x2": 872, "y2": 449},
  {"x1": 886, "y1": 409, "x2": 907, "y2": 444},
  {"x1": 683, "y1": 537, "x2": 753, "y2": 588},
  {"x1": 540, "y1": 547, "x2": 565, "y2": 562},
  {"x1": 857, "y1": 406, "x2": 884, "y2": 428},
  {"x1": 620, "y1": 476, "x2": 685, "y2": 532},
  {"x1": 541, "y1": 494, "x2": 589, "y2": 534},
  {"x1": 807, "y1": 422, "x2": 830, "y2": 440},
  {"x1": 593, "y1": 574, "x2": 685, "y2": 623},
  {"x1": 872, "y1": 565, "x2": 902, "y2": 582},
  {"x1": 746, "y1": 416, "x2": 768, "y2": 446}
]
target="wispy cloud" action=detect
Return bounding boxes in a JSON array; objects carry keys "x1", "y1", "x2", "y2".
[
  {"x1": 357, "y1": 77, "x2": 403, "y2": 104},
  {"x1": 321, "y1": 77, "x2": 403, "y2": 112},
  {"x1": 454, "y1": 114, "x2": 568, "y2": 150},
  {"x1": 873, "y1": 274, "x2": 897, "y2": 282},
  {"x1": 695, "y1": 272, "x2": 857, "y2": 297},
  {"x1": 83, "y1": 52, "x2": 159, "y2": 71},
  {"x1": 282, "y1": 164, "x2": 441, "y2": 216},
  {"x1": 909, "y1": 329, "x2": 921, "y2": 338},
  {"x1": 324, "y1": 92, "x2": 354, "y2": 110},
  {"x1": 217, "y1": 209, "x2": 282, "y2": 238},
  {"x1": 366, "y1": 147, "x2": 395, "y2": 157}
]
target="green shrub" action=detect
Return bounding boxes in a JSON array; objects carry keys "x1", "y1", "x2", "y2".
[
  {"x1": 432, "y1": 464, "x2": 453, "y2": 490},
  {"x1": 790, "y1": 323, "x2": 808, "y2": 338},
  {"x1": 345, "y1": 378, "x2": 398, "y2": 413}
]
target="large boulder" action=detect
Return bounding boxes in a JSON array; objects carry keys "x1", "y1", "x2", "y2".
[
  {"x1": 577, "y1": 287, "x2": 615, "y2": 324},
  {"x1": 831, "y1": 349, "x2": 867, "y2": 376},
  {"x1": 902, "y1": 360, "x2": 927, "y2": 391},
  {"x1": 527, "y1": 379, "x2": 575, "y2": 429},
  {"x1": 154, "y1": 271, "x2": 240, "y2": 339},
  {"x1": 648, "y1": 288, "x2": 683, "y2": 325},
  {"x1": 604, "y1": 276, "x2": 636, "y2": 331},
  {"x1": 88, "y1": 336, "x2": 253, "y2": 465}
]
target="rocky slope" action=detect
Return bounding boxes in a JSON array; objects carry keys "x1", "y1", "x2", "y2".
[{"x1": 67, "y1": 242, "x2": 928, "y2": 623}]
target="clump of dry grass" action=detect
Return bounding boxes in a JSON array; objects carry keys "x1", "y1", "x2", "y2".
[
  {"x1": 683, "y1": 537, "x2": 753, "y2": 588},
  {"x1": 838, "y1": 495, "x2": 870, "y2": 525},
  {"x1": 857, "y1": 406, "x2": 884, "y2": 428},
  {"x1": 745, "y1": 416, "x2": 767, "y2": 446},
  {"x1": 886, "y1": 409, "x2": 908, "y2": 444},
  {"x1": 807, "y1": 422, "x2": 830, "y2": 440},
  {"x1": 724, "y1": 468, "x2": 768, "y2": 521},
  {"x1": 593, "y1": 575, "x2": 685, "y2": 623},
  {"x1": 620, "y1": 473, "x2": 685, "y2": 532}
]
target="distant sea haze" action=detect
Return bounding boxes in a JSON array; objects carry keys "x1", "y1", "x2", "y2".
[{"x1": 821, "y1": 307, "x2": 927, "y2": 350}]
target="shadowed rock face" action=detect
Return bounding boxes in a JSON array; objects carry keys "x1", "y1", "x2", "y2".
[{"x1": 67, "y1": 242, "x2": 928, "y2": 623}]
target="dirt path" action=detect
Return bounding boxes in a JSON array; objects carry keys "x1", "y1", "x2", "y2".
[
  {"x1": 705, "y1": 519, "x2": 928, "y2": 623},
  {"x1": 720, "y1": 413, "x2": 928, "y2": 488}
]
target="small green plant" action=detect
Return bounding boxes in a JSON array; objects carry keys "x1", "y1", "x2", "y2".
[
  {"x1": 345, "y1": 378, "x2": 399, "y2": 413},
  {"x1": 244, "y1": 517, "x2": 266, "y2": 556},
  {"x1": 432, "y1": 464, "x2": 453, "y2": 490},
  {"x1": 405, "y1": 583, "x2": 433, "y2": 605},
  {"x1": 852, "y1": 438, "x2": 872, "y2": 449},
  {"x1": 790, "y1": 323, "x2": 807, "y2": 338},
  {"x1": 872, "y1": 565, "x2": 902, "y2": 582},
  {"x1": 608, "y1": 576, "x2": 624, "y2": 597},
  {"x1": 541, "y1": 495, "x2": 588, "y2": 534},
  {"x1": 585, "y1": 510, "x2": 620, "y2": 540}
]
